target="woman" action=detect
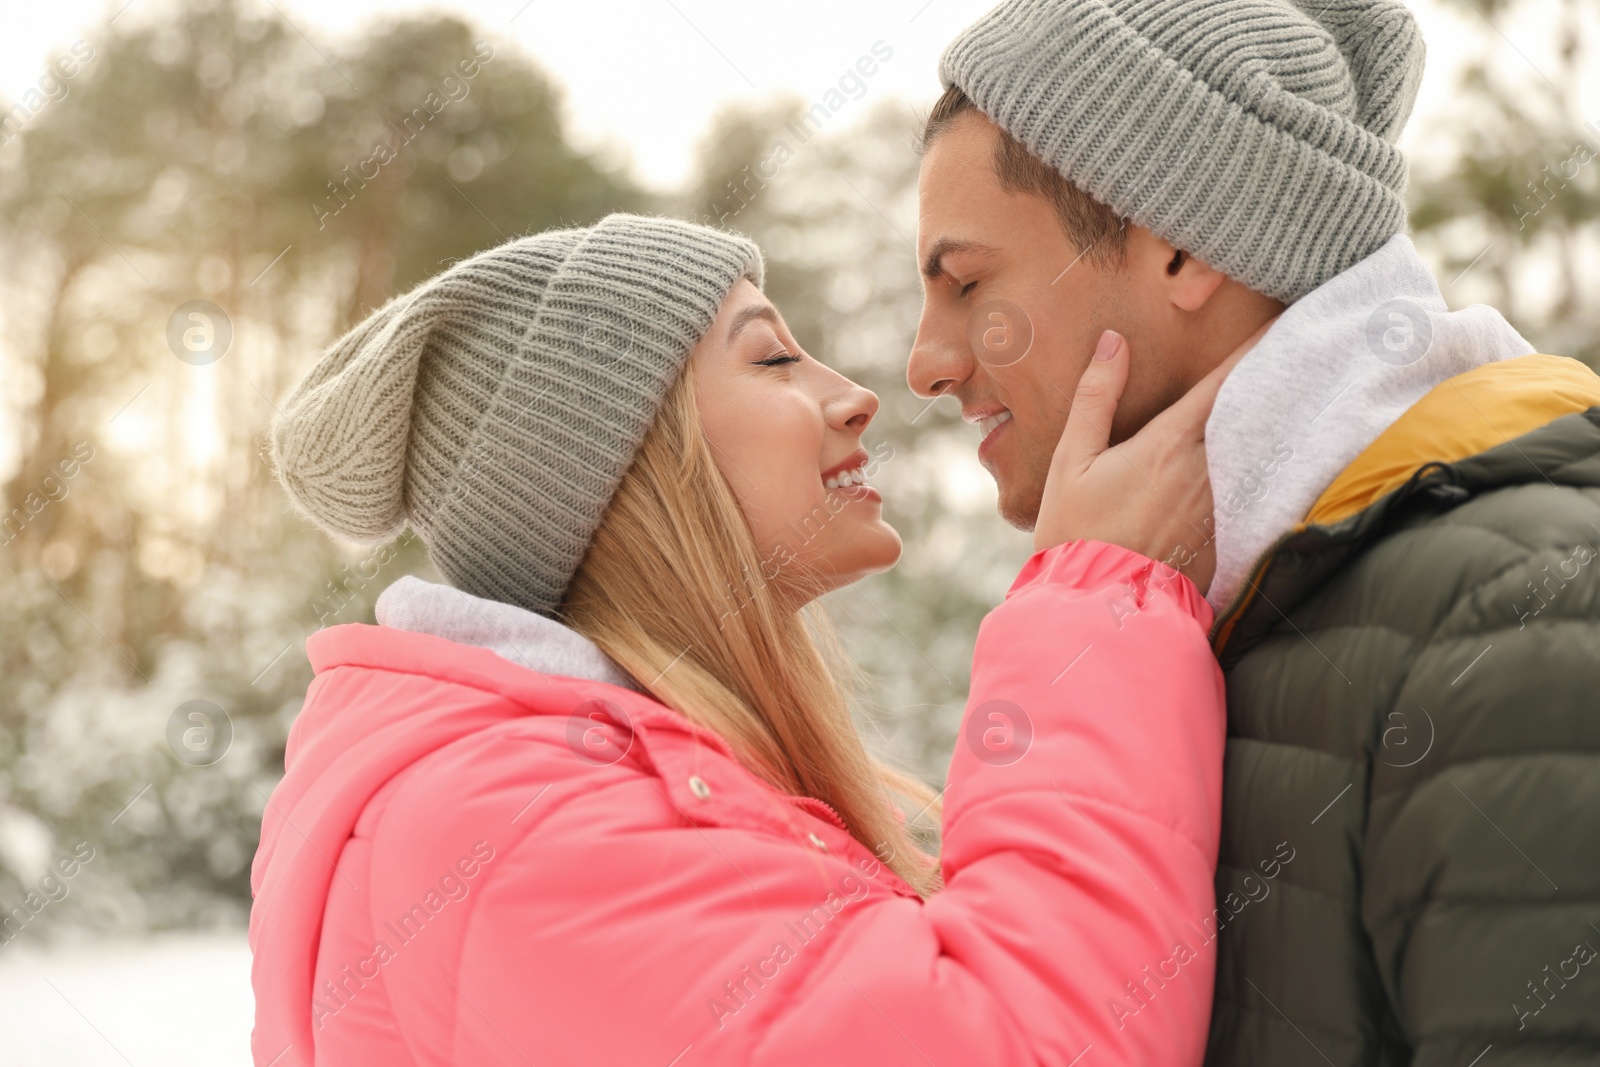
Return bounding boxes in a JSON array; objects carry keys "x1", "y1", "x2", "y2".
[{"x1": 251, "y1": 213, "x2": 1226, "y2": 1066}]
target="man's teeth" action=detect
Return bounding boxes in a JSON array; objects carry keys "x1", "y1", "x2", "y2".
[
  {"x1": 824, "y1": 467, "x2": 869, "y2": 490},
  {"x1": 978, "y1": 410, "x2": 1013, "y2": 437}
]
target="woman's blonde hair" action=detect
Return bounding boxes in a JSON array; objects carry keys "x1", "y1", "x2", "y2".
[{"x1": 562, "y1": 362, "x2": 943, "y2": 897}]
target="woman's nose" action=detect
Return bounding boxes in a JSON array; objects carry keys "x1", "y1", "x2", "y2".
[{"x1": 831, "y1": 378, "x2": 879, "y2": 434}]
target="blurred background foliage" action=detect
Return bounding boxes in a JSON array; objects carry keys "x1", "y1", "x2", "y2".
[
  {"x1": 1411, "y1": 0, "x2": 1600, "y2": 361},
  {"x1": 0, "y1": 0, "x2": 1594, "y2": 936}
]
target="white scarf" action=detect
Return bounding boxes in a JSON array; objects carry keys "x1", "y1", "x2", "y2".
[{"x1": 1204, "y1": 234, "x2": 1534, "y2": 613}]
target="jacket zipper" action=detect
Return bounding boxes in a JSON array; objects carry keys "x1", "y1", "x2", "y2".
[
  {"x1": 788, "y1": 793, "x2": 849, "y2": 831},
  {"x1": 1211, "y1": 511, "x2": 1322, "y2": 655}
]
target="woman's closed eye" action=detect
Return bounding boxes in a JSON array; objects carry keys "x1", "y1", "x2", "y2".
[{"x1": 752, "y1": 351, "x2": 801, "y2": 367}]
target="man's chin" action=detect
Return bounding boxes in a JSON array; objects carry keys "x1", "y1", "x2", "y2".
[
  {"x1": 981, "y1": 451, "x2": 1046, "y2": 532},
  {"x1": 994, "y1": 480, "x2": 1042, "y2": 532}
]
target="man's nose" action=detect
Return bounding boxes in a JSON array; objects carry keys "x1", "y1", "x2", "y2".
[{"x1": 908, "y1": 304, "x2": 973, "y2": 400}]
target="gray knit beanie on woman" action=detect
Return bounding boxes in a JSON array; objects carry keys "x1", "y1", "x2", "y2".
[
  {"x1": 270, "y1": 213, "x2": 764, "y2": 616},
  {"x1": 939, "y1": 0, "x2": 1425, "y2": 302}
]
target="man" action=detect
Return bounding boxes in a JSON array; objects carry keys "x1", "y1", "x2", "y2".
[{"x1": 912, "y1": 0, "x2": 1600, "y2": 1063}]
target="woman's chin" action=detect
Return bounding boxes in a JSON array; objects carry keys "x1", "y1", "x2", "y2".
[{"x1": 813, "y1": 525, "x2": 904, "y2": 591}]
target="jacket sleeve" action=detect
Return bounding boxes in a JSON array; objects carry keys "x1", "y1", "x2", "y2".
[
  {"x1": 446, "y1": 540, "x2": 1226, "y2": 1067},
  {"x1": 1361, "y1": 536, "x2": 1600, "y2": 1063}
]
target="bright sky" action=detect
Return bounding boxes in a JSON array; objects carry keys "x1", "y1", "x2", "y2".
[{"x1": 3, "y1": 0, "x2": 1589, "y2": 194}]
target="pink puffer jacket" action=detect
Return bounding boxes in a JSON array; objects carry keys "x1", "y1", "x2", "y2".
[{"x1": 250, "y1": 540, "x2": 1225, "y2": 1066}]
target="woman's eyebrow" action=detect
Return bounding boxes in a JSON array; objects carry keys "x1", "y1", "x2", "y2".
[{"x1": 728, "y1": 303, "x2": 782, "y2": 342}]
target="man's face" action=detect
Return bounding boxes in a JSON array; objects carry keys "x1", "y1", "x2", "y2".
[{"x1": 910, "y1": 113, "x2": 1183, "y2": 530}]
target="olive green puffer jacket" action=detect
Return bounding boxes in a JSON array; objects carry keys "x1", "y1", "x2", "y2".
[{"x1": 1203, "y1": 354, "x2": 1600, "y2": 1066}]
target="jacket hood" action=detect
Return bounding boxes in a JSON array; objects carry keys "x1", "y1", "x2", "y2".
[
  {"x1": 1213, "y1": 353, "x2": 1600, "y2": 662},
  {"x1": 373, "y1": 574, "x2": 638, "y2": 690}
]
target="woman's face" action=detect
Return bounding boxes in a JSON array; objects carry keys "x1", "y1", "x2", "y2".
[{"x1": 693, "y1": 279, "x2": 901, "y2": 601}]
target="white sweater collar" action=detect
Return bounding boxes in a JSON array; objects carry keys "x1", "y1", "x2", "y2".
[
  {"x1": 1204, "y1": 234, "x2": 1534, "y2": 614},
  {"x1": 374, "y1": 575, "x2": 639, "y2": 691}
]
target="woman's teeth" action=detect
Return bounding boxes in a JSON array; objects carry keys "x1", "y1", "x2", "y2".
[
  {"x1": 824, "y1": 467, "x2": 869, "y2": 490},
  {"x1": 979, "y1": 410, "x2": 1013, "y2": 438}
]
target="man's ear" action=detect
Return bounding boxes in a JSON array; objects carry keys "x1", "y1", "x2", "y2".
[
  {"x1": 1161, "y1": 244, "x2": 1226, "y2": 312},
  {"x1": 1128, "y1": 226, "x2": 1226, "y2": 312}
]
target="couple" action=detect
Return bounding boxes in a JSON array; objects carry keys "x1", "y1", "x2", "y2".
[{"x1": 250, "y1": 0, "x2": 1600, "y2": 1064}]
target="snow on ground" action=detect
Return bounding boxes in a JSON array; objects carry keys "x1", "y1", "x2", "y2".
[{"x1": 0, "y1": 933, "x2": 253, "y2": 1066}]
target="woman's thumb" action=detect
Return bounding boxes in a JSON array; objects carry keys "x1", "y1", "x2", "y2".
[{"x1": 1057, "y1": 329, "x2": 1129, "y2": 464}]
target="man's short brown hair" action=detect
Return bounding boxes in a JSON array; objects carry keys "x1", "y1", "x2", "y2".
[{"x1": 921, "y1": 85, "x2": 1128, "y2": 268}]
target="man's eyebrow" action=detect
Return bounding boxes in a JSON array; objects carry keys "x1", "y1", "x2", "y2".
[
  {"x1": 922, "y1": 238, "x2": 995, "y2": 280},
  {"x1": 728, "y1": 303, "x2": 781, "y2": 342}
]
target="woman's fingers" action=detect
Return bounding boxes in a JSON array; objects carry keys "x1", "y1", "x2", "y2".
[{"x1": 1056, "y1": 329, "x2": 1130, "y2": 467}]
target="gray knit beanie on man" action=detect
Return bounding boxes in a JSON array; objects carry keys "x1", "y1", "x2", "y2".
[
  {"x1": 269, "y1": 213, "x2": 764, "y2": 616},
  {"x1": 939, "y1": 0, "x2": 1426, "y2": 302}
]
